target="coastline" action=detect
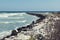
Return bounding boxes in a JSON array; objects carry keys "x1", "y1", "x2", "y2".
[
  {"x1": 1, "y1": 13, "x2": 46, "y2": 40},
  {"x1": 1, "y1": 12, "x2": 60, "y2": 40}
]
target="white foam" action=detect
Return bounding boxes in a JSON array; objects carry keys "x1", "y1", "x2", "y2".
[
  {"x1": 17, "y1": 20, "x2": 26, "y2": 23},
  {"x1": 3, "y1": 17, "x2": 24, "y2": 19},
  {"x1": 0, "y1": 20, "x2": 27, "y2": 24},
  {"x1": 0, "y1": 21, "x2": 14, "y2": 24},
  {"x1": 0, "y1": 30, "x2": 12, "y2": 39},
  {"x1": 0, "y1": 13, "x2": 26, "y2": 18}
]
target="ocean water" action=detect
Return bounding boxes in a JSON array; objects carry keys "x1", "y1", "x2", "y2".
[{"x1": 0, "y1": 12, "x2": 39, "y2": 39}]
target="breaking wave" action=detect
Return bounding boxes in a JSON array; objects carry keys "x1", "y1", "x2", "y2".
[
  {"x1": 0, "y1": 20, "x2": 26, "y2": 24},
  {"x1": 0, "y1": 13, "x2": 26, "y2": 18}
]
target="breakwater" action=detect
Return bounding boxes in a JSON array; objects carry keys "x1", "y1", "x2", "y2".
[{"x1": 1, "y1": 13, "x2": 46, "y2": 40}]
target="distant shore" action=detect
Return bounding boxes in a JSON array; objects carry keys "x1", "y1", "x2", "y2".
[{"x1": 1, "y1": 12, "x2": 46, "y2": 40}]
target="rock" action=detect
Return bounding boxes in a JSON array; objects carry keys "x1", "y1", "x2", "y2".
[
  {"x1": 35, "y1": 34, "x2": 44, "y2": 40},
  {"x1": 11, "y1": 30, "x2": 18, "y2": 36},
  {"x1": 21, "y1": 27, "x2": 27, "y2": 31},
  {"x1": 17, "y1": 28, "x2": 22, "y2": 33}
]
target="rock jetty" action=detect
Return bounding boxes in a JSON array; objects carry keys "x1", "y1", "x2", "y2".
[{"x1": 1, "y1": 12, "x2": 46, "y2": 40}]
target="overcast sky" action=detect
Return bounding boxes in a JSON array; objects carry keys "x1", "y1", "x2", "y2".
[{"x1": 0, "y1": 0, "x2": 60, "y2": 11}]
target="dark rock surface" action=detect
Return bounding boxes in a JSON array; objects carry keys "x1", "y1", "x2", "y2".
[{"x1": 11, "y1": 30, "x2": 18, "y2": 36}]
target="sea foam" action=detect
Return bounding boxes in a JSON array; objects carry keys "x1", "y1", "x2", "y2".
[
  {"x1": 0, "y1": 30, "x2": 12, "y2": 39},
  {"x1": 0, "y1": 13, "x2": 26, "y2": 18},
  {"x1": 0, "y1": 20, "x2": 26, "y2": 24}
]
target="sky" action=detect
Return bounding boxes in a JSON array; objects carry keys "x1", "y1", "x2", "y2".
[{"x1": 0, "y1": 0, "x2": 60, "y2": 11}]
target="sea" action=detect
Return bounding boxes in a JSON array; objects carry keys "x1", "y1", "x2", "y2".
[{"x1": 0, "y1": 11, "x2": 39, "y2": 39}]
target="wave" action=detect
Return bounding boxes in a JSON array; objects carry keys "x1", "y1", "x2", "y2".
[
  {"x1": 0, "y1": 30, "x2": 12, "y2": 39},
  {"x1": 17, "y1": 20, "x2": 26, "y2": 23},
  {"x1": 0, "y1": 13, "x2": 26, "y2": 18},
  {"x1": 0, "y1": 20, "x2": 27, "y2": 24},
  {"x1": 0, "y1": 17, "x2": 24, "y2": 19}
]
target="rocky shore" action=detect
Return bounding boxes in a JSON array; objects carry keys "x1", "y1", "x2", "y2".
[
  {"x1": 1, "y1": 12, "x2": 60, "y2": 40},
  {"x1": 1, "y1": 13, "x2": 46, "y2": 40}
]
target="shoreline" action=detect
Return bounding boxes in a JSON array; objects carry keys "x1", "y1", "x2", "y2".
[{"x1": 1, "y1": 13, "x2": 46, "y2": 40}]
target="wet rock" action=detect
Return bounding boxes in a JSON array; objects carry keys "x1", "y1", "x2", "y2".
[
  {"x1": 21, "y1": 27, "x2": 27, "y2": 31},
  {"x1": 11, "y1": 30, "x2": 18, "y2": 36},
  {"x1": 17, "y1": 28, "x2": 22, "y2": 33}
]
